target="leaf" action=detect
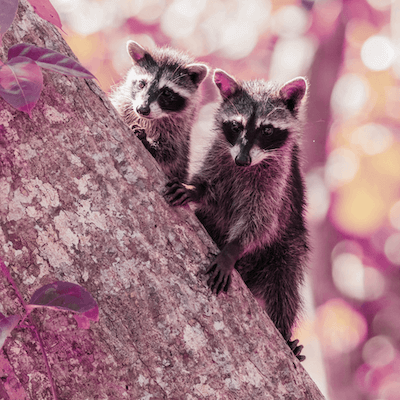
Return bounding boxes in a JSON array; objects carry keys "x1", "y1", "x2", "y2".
[
  {"x1": 73, "y1": 307, "x2": 99, "y2": 330},
  {"x1": 8, "y1": 43, "x2": 96, "y2": 80},
  {"x1": 0, "y1": 313, "x2": 20, "y2": 349},
  {"x1": 0, "y1": 56, "x2": 43, "y2": 117},
  {"x1": 27, "y1": 281, "x2": 98, "y2": 317},
  {"x1": 27, "y1": 0, "x2": 62, "y2": 30},
  {"x1": 0, "y1": 0, "x2": 19, "y2": 38}
]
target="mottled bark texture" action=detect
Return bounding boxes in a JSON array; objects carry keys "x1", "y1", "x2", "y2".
[{"x1": 0, "y1": 1, "x2": 324, "y2": 399}]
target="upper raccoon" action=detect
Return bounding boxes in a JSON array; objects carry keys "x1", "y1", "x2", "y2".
[
  {"x1": 165, "y1": 69, "x2": 309, "y2": 361},
  {"x1": 110, "y1": 41, "x2": 209, "y2": 181}
]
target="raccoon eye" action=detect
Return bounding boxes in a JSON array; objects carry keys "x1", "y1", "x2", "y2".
[
  {"x1": 263, "y1": 126, "x2": 274, "y2": 136},
  {"x1": 230, "y1": 120, "x2": 243, "y2": 133},
  {"x1": 138, "y1": 80, "x2": 146, "y2": 89},
  {"x1": 222, "y1": 120, "x2": 242, "y2": 145},
  {"x1": 162, "y1": 87, "x2": 174, "y2": 98}
]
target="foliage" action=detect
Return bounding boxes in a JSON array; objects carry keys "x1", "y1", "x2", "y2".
[
  {"x1": 1, "y1": 258, "x2": 98, "y2": 400},
  {"x1": 0, "y1": 0, "x2": 95, "y2": 116}
]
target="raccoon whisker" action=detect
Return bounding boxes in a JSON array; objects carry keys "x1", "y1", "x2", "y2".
[
  {"x1": 266, "y1": 106, "x2": 286, "y2": 119},
  {"x1": 172, "y1": 65, "x2": 181, "y2": 76},
  {"x1": 225, "y1": 97, "x2": 241, "y2": 117},
  {"x1": 170, "y1": 74, "x2": 184, "y2": 85},
  {"x1": 169, "y1": 66, "x2": 185, "y2": 85}
]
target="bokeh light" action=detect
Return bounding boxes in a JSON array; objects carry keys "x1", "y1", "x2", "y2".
[
  {"x1": 316, "y1": 299, "x2": 368, "y2": 358},
  {"x1": 331, "y1": 239, "x2": 363, "y2": 260},
  {"x1": 269, "y1": 36, "x2": 315, "y2": 82},
  {"x1": 219, "y1": 22, "x2": 258, "y2": 59},
  {"x1": 331, "y1": 251, "x2": 385, "y2": 301},
  {"x1": 331, "y1": 183, "x2": 387, "y2": 237},
  {"x1": 271, "y1": 5, "x2": 309, "y2": 38},
  {"x1": 378, "y1": 377, "x2": 400, "y2": 400},
  {"x1": 362, "y1": 335, "x2": 396, "y2": 368},
  {"x1": 332, "y1": 253, "x2": 365, "y2": 300},
  {"x1": 373, "y1": 303, "x2": 400, "y2": 342},
  {"x1": 363, "y1": 267, "x2": 386, "y2": 301},
  {"x1": 350, "y1": 123, "x2": 393, "y2": 156},
  {"x1": 389, "y1": 201, "x2": 400, "y2": 230},
  {"x1": 218, "y1": 0, "x2": 271, "y2": 59},
  {"x1": 161, "y1": 0, "x2": 205, "y2": 39},
  {"x1": 366, "y1": 0, "x2": 394, "y2": 11},
  {"x1": 331, "y1": 73, "x2": 370, "y2": 118},
  {"x1": 134, "y1": 0, "x2": 166, "y2": 24},
  {"x1": 324, "y1": 147, "x2": 359, "y2": 189},
  {"x1": 384, "y1": 233, "x2": 400, "y2": 265},
  {"x1": 361, "y1": 35, "x2": 396, "y2": 71},
  {"x1": 305, "y1": 168, "x2": 330, "y2": 223}
]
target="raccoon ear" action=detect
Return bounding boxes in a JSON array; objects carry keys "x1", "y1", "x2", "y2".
[
  {"x1": 186, "y1": 64, "x2": 209, "y2": 87},
  {"x1": 279, "y1": 77, "x2": 308, "y2": 113},
  {"x1": 214, "y1": 69, "x2": 239, "y2": 99},
  {"x1": 127, "y1": 40, "x2": 149, "y2": 62}
]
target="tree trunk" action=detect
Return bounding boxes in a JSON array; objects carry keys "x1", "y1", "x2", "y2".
[{"x1": 0, "y1": 1, "x2": 325, "y2": 399}]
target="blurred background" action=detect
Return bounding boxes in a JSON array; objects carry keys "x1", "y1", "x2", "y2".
[{"x1": 50, "y1": 0, "x2": 400, "y2": 398}]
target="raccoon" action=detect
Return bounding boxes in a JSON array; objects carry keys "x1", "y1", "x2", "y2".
[
  {"x1": 110, "y1": 41, "x2": 209, "y2": 181},
  {"x1": 165, "y1": 69, "x2": 309, "y2": 361}
]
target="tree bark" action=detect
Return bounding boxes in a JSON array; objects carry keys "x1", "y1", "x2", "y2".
[{"x1": 0, "y1": 1, "x2": 325, "y2": 399}]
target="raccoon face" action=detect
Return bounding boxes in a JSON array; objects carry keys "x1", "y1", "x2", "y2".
[
  {"x1": 221, "y1": 118, "x2": 292, "y2": 166},
  {"x1": 128, "y1": 72, "x2": 187, "y2": 119},
  {"x1": 126, "y1": 41, "x2": 208, "y2": 120},
  {"x1": 214, "y1": 69, "x2": 307, "y2": 167}
]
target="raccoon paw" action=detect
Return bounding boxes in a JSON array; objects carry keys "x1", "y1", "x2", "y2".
[
  {"x1": 205, "y1": 255, "x2": 233, "y2": 295},
  {"x1": 133, "y1": 128, "x2": 146, "y2": 141},
  {"x1": 287, "y1": 339, "x2": 305, "y2": 362},
  {"x1": 164, "y1": 178, "x2": 195, "y2": 206},
  {"x1": 134, "y1": 130, "x2": 157, "y2": 156}
]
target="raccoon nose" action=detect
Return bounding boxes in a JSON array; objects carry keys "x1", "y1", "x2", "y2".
[
  {"x1": 136, "y1": 105, "x2": 150, "y2": 116},
  {"x1": 235, "y1": 154, "x2": 251, "y2": 167}
]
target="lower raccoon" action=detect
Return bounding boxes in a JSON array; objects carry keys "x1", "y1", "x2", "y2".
[
  {"x1": 165, "y1": 69, "x2": 309, "y2": 361},
  {"x1": 110, "y1": 41, "x2": 209, "y2": 181}
]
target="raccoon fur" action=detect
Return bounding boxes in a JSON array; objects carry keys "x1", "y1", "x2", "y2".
[
  {"x1": 110, "y1": 41, "x2": 209, "y2": 181},
  {"x1": 165, "y1": 69, "x2": 309, "y2": 361}
]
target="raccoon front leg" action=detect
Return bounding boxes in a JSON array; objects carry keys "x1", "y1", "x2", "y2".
[{"x1": 206, "y1": 238, "x2": 243, "y2": 294}]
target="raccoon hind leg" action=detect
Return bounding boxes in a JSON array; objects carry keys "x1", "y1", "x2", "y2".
[{"x1": 237, "y1": 245, "x2": 306, "y2": 361}]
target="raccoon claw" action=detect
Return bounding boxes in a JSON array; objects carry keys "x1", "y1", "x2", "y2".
[
  {"x1": 165, "y1": 177, "x2": 180, "y2": 188},
  {"x1": 206, "y1": 262, "x2": 232, "y2": 295},
  {"x1": 205, "y1": 253, "x2": 234, "y2": 295},
  {"x1": 205, "y1": 240, "x2": 241, "y2": 295},
  {"x1": 164, "y1": 178, "x2": 193, "y2": 206},
  {"x1": 287, "y1": 339, "x2": 305, "y2": 362}
]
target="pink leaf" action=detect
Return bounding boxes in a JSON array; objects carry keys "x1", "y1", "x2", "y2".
[
  {"x1": 8, "y1": 43, "x2": 96, "y2": 79},
  {"x1": 27, "y1": 0, "x2": 62, "y2": 30},
  {"x1": 27, "y1": 281, "x2": 98, "y2": 317},
  {"x1": 0, "y1": 0, "x2": 19, "y2": 38},
  {"x1": 73, "y1": 306, "x2": 99, "y2": 329},
  {"x1": 0, "y1": 313, "x2": 20, "y2": 349},
  {"x1": 0, "y1": 56, "x2": 43, "y2": 117}
]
